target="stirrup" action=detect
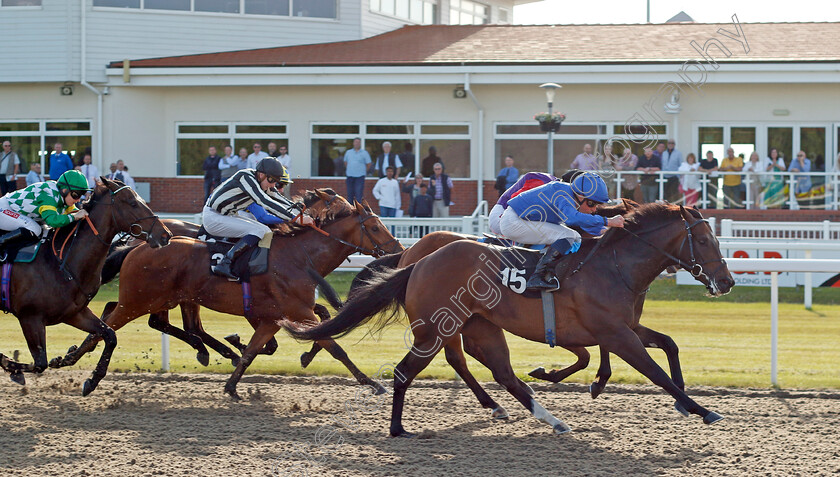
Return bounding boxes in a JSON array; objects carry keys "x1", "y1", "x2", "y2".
[
  {"x1": 212, "y1": 261, "x2": 240, "y2": 281},
  {"x1": 527, "y1": 274, "x2": 560, "y2": 292}
]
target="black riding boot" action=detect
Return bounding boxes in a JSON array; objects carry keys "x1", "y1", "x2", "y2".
[
  {"x1": 212, "y1": 236, "x2": 258, "y2": 281},
  {"x1": 526, "y1": 247, "x2": 564, "y2": 290},
  {"x1": 0, "y1": 228, "x2": 36, "y2": 261}
]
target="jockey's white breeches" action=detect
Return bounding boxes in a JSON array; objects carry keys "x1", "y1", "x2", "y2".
[
  {"x1": 488, "y1": 203, "x2": 504, "y2": 235},
  {"x1": 498, "y1": 207, "x2": 580, "y2": 246},
  {"x1": 0, "y1": 197, "x2": 43, "y2": 235},
  {"x1": 202, "y1": 206, "x2": 270, "y2": 241}
]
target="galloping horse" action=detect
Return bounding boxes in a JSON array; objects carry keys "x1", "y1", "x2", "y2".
[
  {"x1": 0, "y1": 178, "x2": 171, "y2": 395},
  {"x1": 98, "y1": 189, "x2": 339, "y2": 366},
  {"x1": 52, "y1": 191, "x2": 403, "y2": 398},
  {"x1": 288, "y1": 204, "x2": 735, "y2": 436}
]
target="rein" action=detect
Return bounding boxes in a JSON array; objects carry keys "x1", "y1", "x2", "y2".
[{"x1": 293, "y1": 197, "x2": 396, "y2": 257}]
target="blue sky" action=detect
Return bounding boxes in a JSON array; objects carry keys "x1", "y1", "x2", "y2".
[{"x1": 513, "y1": 0, "x2": 840, "y2": 25}]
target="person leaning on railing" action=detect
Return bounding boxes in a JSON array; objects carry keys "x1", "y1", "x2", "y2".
[
  {"x1": 678, "y1": 153, "x2": 700, "y2": 207},
  {"x1": 742, "y1": 151, "x2": 763, "y2": 209}
]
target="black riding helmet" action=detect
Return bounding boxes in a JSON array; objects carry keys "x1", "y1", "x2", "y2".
[{"x1": 255, "y1": 157, "x2": 292, "y2": 185}]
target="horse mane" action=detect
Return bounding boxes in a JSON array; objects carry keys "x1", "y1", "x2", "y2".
[
  {"x1": 272, "y1": 188, "x2": 354, "y2": 237},
  {"x1": 578, "y1": 201, "x2": 692, "y2": 254}
]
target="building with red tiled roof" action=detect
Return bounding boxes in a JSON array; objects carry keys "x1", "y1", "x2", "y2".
[{"x1": 2, "y1": 9, "x2": 840, "y2": 217}]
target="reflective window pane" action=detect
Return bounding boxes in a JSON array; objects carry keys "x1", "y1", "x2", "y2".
[
  {"x1": 366, "y1": 125, "x2": 413, "y2": 135},
  {"x1": 93, "y1": 0, "x2": 139, "y2": 7},
  {"x1": 1, "y1": 0, "x2": 42, "y2": 5},
  {"x1": 730, "y1": 127, "x2": 756, "y2": 160},
  {"x1": 496, "y1": 124, "x2": 542, "y2": 134},
  {"x1": 421, "y1": 125, "x2": 469, "y2": 135},
  {"x1": 177, "y1": 138, "x2": 227, "y2": 176},
  {"x1": 293, "y1": 0, "x2": 336, "y2": 18},
  {"x1": 195, "y1": 0, "x2": 240, "y2": 13},
  {"x1": 409, "y1": 0, "x2": 422, "y2": 22},
  {"x1": 313, "y1": 124, "x2": 359, "y2": 135},
  {"x1": 495, "y1": 139, "x2": 547, "y2": 175},
  {"x1": 767, "y1": 127, "x2": 792, "y2": 163},
  {"x1": 423, "y1": 2, "x2": 433, "y2": 23},
  {"x1": 179, "y1": 125, "x2": 228, "y2": 134},
  {"x1": 4, "y1": 136, "x2": 41, "y2": 177},
  {"x1": 800, "y1": 127, "x2": 826, "y2": 170},
  {"x1": 699, "y1": 126, "x2": 724, "y2": 158},
  {"x1": 45, "y1": 136, "x2": 92, "y2": 178},
  {"x1": 419, "y1": 139, "x2": 469, "y2": 178},
  {"x1": 395, "y1": 0, "x2": 408, "y2": 18},
  {"x1": 311, "y1": 138, "x2": 353, "y2": 176},
  {"x1": 0, "y1": 122, "x2": 38, "y2": 132},
  {"x1": 245, "y1": 0, "x2": 289, "y2": 15},
  {"x1": 145, "y1": 0, "x2": 189, "y2": 10},
  {"x1": 46, "y1": 122, "x2": 91, "y2": 131},
  {"x1": 236, "y1": 125, "x2": 287, "y2": 134}
]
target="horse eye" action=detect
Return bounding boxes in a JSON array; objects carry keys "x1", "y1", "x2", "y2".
[
  {"x1": 698, "y1": 238, "x2": 707, "y2": 245},
  {"x1": 372, "y1": 226, "x2": 380, "y2": 232},
  {"x1": 130, "y1": 201, "x2": 138, "y2": 208}
]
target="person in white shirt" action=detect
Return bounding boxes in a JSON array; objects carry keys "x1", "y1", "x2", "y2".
[
  {"x1": 218, "y1": 145, "x2": 242, "y2": 181},
  {"x1": 372, "y1": 166, "x2": 401, "y2": 217},
  {"x1": 678, "y1": 153, "x2": 701, "y2": 207},
  {"x1": 79, "y1": 153, "x2": 99, "y2": 189},
  {"x1": 742, "y1": 151, "x2": 764, "y2": 209},
  {"x1": 276, "y1": 145, "x2": 292, "y2": 198},
  {"x1": 762, "y1": 148, "x2": 786, "y2": 177},
  {"x1": 108, "y1": 160, "x2": 135, "y2": 188},
  {"x1": 246, "y1": 142, "x2": 269, "y2": 169}
]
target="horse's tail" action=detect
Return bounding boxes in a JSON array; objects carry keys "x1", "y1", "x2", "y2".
[
  {"x1": 101, "y1": 242, "x2": 138, "y2": 284},
  {"x1": 306, "y1": 268, "x2": 344, "y2": 311},
  {"x1": 347, "y1": 251, "x2": 404, "y2": 301},
  {"x1": 285, "y1": 264, "x2": 415, "y2": 341}
]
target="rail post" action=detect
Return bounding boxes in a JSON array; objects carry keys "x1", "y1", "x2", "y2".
[
  {"x1": 161, "y1": 333, "x2": 170, "y2": 372},
  {"x1": 770, "y1": 271, "x2": 778, "y2": 387}
]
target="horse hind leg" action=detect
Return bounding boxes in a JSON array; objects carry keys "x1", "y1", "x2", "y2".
[
  {"x1": 464, "y1": 321, "x2": 571, "y2": 435},
  {"x1": 300, "y1": 304, "x2": 329, "y2": 368},
  {"x1": 148, "y1": 310, "x2": 210, "y2": 366},
  {"x1": 1, "y1": 317, "x2": 47, "y2": 385},
  {"x1": 461, "y1": 323, "x2": 535, "y2": 397},
  {"x1": 528, "y1": 346, "x2": 591, "y2": 384},
  {"x1": 444, "y1": 337, "x2": 508, "y2": 419},
  {"x1": 179, "y1": 304, "x2": 241, "y2": 366},
  {"x1": 223, "y1": 321, "x2": 280, "y2": 400},
  {"x1": 390, "y1": 341, "x2": 440, "y2": 438},
  {"x1": 317, "y1": 338, "x2": 386, "y2": 395}
]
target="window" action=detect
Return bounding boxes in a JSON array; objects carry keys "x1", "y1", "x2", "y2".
[
  {"x1": 1, "y1": 0, "x2": 41, "y2": 5},
  {"x1": 370, "y1": 0, "x2": 437, "y2": 24},
  {"x1": 0, "y1": 121, "x2": 91, "y2": 178},
  {"x1": 497, "y1": 8, "x2": 509, "y2": 23},
  {"x1": 449, "y1": 0, "x2": 488, "y2": 25},
  {"x1": 93, "y1": 0, "x2": 336, "y2": 18},
  {"x1": 311, "y1": 122, "x2": 471, "y2": 178},
  {"x1": 175, "y1": 123, "x2": 289, "y2": 176},
  {"x1": 92, "y1": 0, "x2": 139, "y2": 7}
]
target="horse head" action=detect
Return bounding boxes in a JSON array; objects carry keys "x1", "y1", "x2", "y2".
[
  {"x1": 676, "y1": 205, "x2": 734, "y2": 297},
  {"x1": 91, "y1": 177, "x2": 172, "y2": 248}
]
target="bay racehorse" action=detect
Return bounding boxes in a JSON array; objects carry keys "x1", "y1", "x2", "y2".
[
  {"x1": 0, "y1": 178, "x2": 171, "y2": 395},
  {"x1": 287, "y1": 204, "x2": 735, "y2": 436},
  {"x1": 97, "y1": 189, "x2": 339, "y2": 367},
  {"x1": 51, "y1": 191, "x2": 403, "y2": 398}
]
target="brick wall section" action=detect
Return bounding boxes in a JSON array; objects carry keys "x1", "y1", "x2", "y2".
[{"x1": 46, "y1": 176, "x2": 837, "y2": 226}]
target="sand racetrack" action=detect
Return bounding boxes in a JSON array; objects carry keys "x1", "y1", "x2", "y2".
[{"x1": 1, "y1": 371, "x2": 838, "y2": 476}]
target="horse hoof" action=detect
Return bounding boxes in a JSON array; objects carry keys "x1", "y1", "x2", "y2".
[
  {"x1": 67, "y1": 345, "x2": 78, "y2": 354},
  {"x1": 48, "y1": 357, "x2": 63, "y2": 369},
  {"x1": 703, "y1": 411, "x2": 724, "y2": 425},
  {"x1": 300, "y1": 352, "x2": 313, "y2": 369},
  {"x1": 196, "y1": 351, "x2": 210, "y2": 367},
  {"x1": 225, "y1": 388, "x2": 241, "y2": 401},
  {"x1": 528, "y1": 367, "x2": 546, "y2": 379},
  {"x1": 9, "y1": 371, "x2": 25, "y2": 386},
  {"x1": 674, "y1": 401, "x2": 690, "y2": 417},
  {"x1": 390, "y1": 430, "x2": 416, "y2": 438},
  {"x1": 224, "y1": 334, "x2": 241, "y2": 347},
  {"x1": 491, "y1": 406, "x2": 509, "y2": 420},
  {"x1": 553, "y1": 422, "x2": 572, "y2": 435},
  {"x1": 589, "y1": 383, "x2": 603, "y2": 399},
  {"x1": 82, "y1": 379, "x2": 97, "y2": 397},
  {"x1": 230, "y1": 357, "x2": 240, "y2": 367},
  {"x1": 372, "y1": 382, "x2": 387, "y2": 396}
]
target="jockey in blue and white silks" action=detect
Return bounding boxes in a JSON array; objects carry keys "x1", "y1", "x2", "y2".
[
  {"x1": 489, "y1": 172, "x2": 557, "y2": 236},
  {"x1": 500, "y1": 172, "x2": 625, "y2": 290}
]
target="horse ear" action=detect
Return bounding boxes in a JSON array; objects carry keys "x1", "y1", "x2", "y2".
[
  {"x1": 361, "y1": 199, "x2": 373, "y2": 211},
  {"x1": 354, "y1": 200, "x2": 365, "y2": 214},
  {"x1": 315, "y1": 189, "x2": 329, "y2": 200}
]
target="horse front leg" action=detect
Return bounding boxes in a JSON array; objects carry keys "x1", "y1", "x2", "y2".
[
  {"x1": 603, "y1": 326, "x2": 723, "y2": 425},
  {"x1": 528, "y1": 346, "x2": 591, "y2": 384},
  {"x1": 223, "y1": 320, "x2": 280, "y2": 400},
  {"x1": 49, "y1": 301, "x2": 118, "y2": 369},
  {"x1": 63, "y1": 308, "x2": 117, "y2": 396},
  {"x1": 148, "y1": 310, "x2": 212, "y2": 366},
  {"x1": 590, "y1": 345, "x2": 611, "y2": 399},
  {"x1": 634, "y1": 324, "x2": 688, "y2": 416},
  {"x1": 444, "y1": 336, "x2": 508, "y2": 419}
]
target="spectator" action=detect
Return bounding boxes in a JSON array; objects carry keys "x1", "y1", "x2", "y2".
[
  {"x1": 399, "y1": 143, "x2": 415, "y2": 175},
  {"x1": 409, "y1": 183, "x2": 434, "y2": 237},
  {"x1": 48, "y1": 142, "x2": 73, "y2": 180},
  {"x1": 403, "y1": 173, "x2": 426, "y2": 199},
  {"x1": 218, "y1": 145, "x2": 240, "y2": 181},
  {"x1": 236, "y1": 147, "x2": 249, "y2": 170},
  {"x1": 202, "y1": 146, "x2": 222, "y2": 202},
  {"x1": 266, "y1": 142, "x2": 279, "y2": 158},
  {"x1": 719, "y1": 147, "x2": 744, "y2": 208},
  {"x1": 429, "y1": 162, "x2": 453, "y2": 217},
  {"x1": 497, "y1": 155, "x2": 519, "y2": 191},
  {"x1": 78, "y1": 152, "x2": 99, "y2": 189},
  {"x1": 742, "y1": 151, "x2": 763, "y2": 209},
  {"x1": 615, "y1": 146, "x2": 640, "y2": 201},
  {"x1": 763, "y1": 148, "x2": 786, "y2": 174},
  {"x1": 421, "y1": 146, "x2": 441, "y2": 178},
  {"x1": 343, "y1": 137, "x2": 371, "y2": 205},
  {"x1": 678, "y1": 153, "x2": 700, "y2": 207},
  {"x1": 26, "y1": 162, "x2": 43, "y2": 186},
  {"x1": 0, "y1": 140, "x2": 21, "y2": 195},
  {"x1": 699, "y1": 151, "x2": 720, "y2": 208},
  {"x1": 372, "y1": 166, "x2": 401, "y2": 217},
  {"x1": 653, "y1": 142, "x2": 666, "y2": 162},
  {"x1": 246, "y1": 143, "x2": 269, "y2": 169},
  {"x1": 571, "y1": 143, "x2": 599, "y2": 170},
  {"x1": 762, "y1": 150, "x2": 787, "y2": 209},
  {"x1": 374, "y1": 141, "x2": 403, "y2": 178},
  {"x1": 109, "y1": 160, "x2": 135, "y2": 188},
  {"x1": 636, "y1": 146, "x2": 661, "y2": 203},
  {"x1": 277, "y1": 144, "x2": 291, "y2": 171},
  {"x1": 789, "y1": 150, "x2": 812, "y2": 203},
  {"x1": 661, "y1": 139, "x2": 683, "y2": 202}
]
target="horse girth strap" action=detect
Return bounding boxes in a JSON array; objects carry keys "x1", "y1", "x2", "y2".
[{"x1": 540, "y1": 290, "x2": 557, "y2": 348}]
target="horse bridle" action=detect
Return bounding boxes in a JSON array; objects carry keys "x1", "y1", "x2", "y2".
[
  {"x1": 80, "y1": 185, "x2": 159, "y2": 245},
  {"x1": 618, "y1": 210, "x2": 727, "y2": 283},
  {"x1": 298, "y1": 194, "x2": 399, "y2": 257}
]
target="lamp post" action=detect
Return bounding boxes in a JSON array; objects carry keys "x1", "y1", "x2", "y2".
[{"x1": 540, "y1": 83, "x2": 562, "y2": 176}]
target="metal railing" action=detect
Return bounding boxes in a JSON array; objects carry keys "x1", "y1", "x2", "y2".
[{"x1": 607, "y1": 170, "x2": 840, "y2": 210}]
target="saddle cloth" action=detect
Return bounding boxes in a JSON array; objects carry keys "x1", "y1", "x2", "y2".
[
  {"x1": 196, "y1": 226, "x2": 268, "y2": 281},
  {"x1": 0, "y1": 231, "x2": 48, "y2": 265},
  {"x1": 492, "y1": 246, "x2": 576, "y2": 299}
]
